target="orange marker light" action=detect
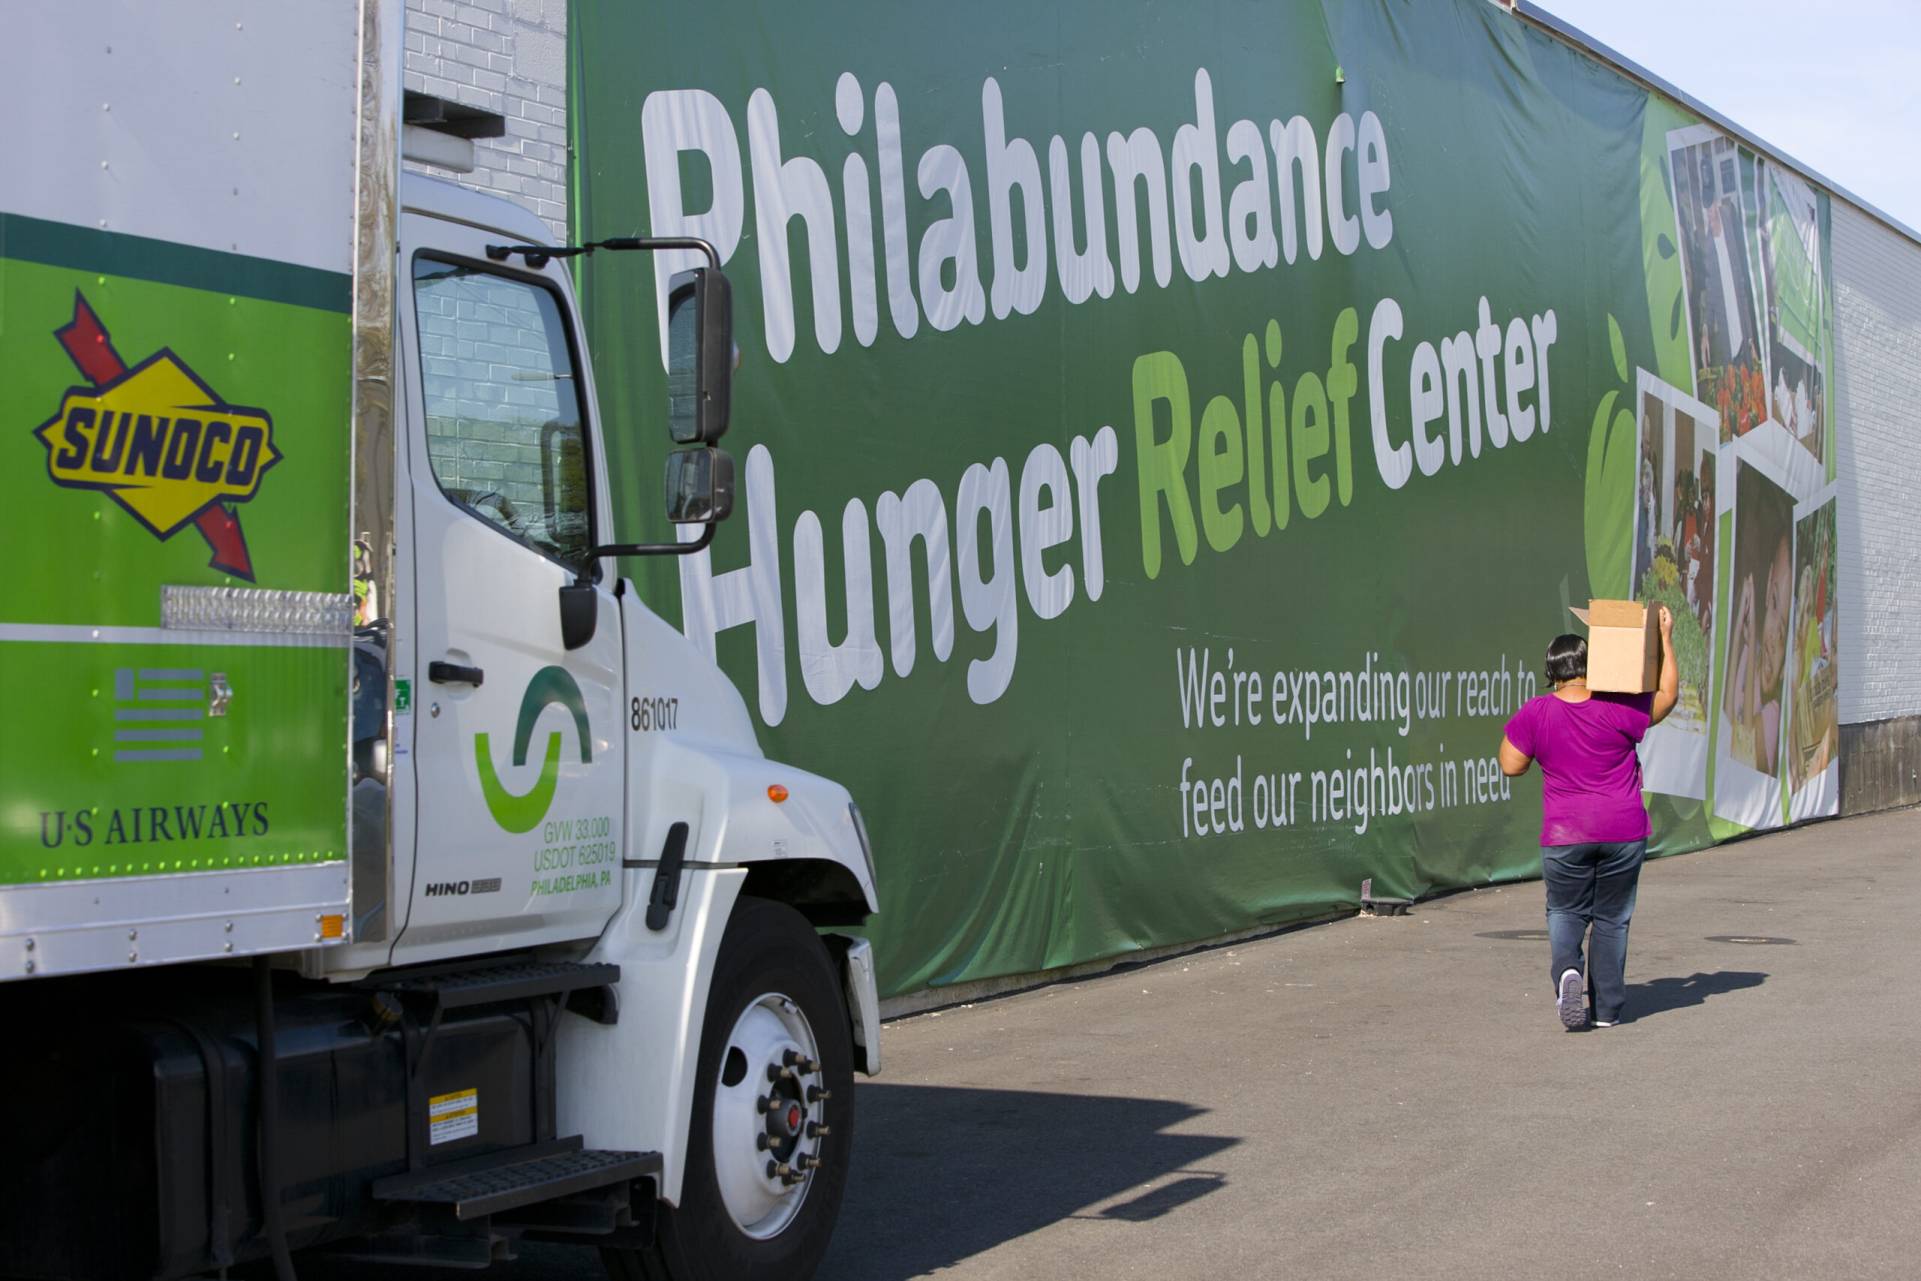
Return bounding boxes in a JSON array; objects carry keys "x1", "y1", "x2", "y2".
[{"x1": 767, "y1": 784, "x2": 790, "y2": 804}]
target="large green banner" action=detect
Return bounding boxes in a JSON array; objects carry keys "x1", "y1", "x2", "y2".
[{"x1": 571, "y1": 0, "x2": 1840, "y2": 996}]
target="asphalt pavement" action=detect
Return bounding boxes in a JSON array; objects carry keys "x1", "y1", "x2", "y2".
[
  {"x1": 390, "y1": 807, "x2": 1921, "y2": 1280},
  {"x1": 817, "y1": 807, "x2": 1919, "y2": 1281}
]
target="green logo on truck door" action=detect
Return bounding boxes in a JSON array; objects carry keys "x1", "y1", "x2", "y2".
[{"x1": 474, "y1": 666, "x2": 592, "y2": 833}]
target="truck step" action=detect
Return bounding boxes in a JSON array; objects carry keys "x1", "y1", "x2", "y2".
[
  {"x1": 375, "y1": 959, "x2": 621, "y2": 1010},
  {"x1": 373, "y1": 1140, "x2": 660, "y2": 1221}
]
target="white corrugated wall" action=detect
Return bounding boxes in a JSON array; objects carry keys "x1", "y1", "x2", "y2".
[{"x1": 1832, "y1": 202, "x2": 1921, "y2": 726}]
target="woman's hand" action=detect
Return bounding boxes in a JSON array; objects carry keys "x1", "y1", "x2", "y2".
[{"x1": 1651, "y1": 604, "x2": 1681, "y2": 727}]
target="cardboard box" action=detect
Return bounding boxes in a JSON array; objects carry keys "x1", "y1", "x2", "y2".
[{"x1": 1569, "y1": 599, "x2": 1660, "y2": 693}]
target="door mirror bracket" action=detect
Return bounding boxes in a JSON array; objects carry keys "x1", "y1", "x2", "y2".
[
  {"x1": 593, "y1": 447, "x2": 733, "y2": 559},
  {"x1": 591, "y1": 524, "x2": 716, "y2": 560}
]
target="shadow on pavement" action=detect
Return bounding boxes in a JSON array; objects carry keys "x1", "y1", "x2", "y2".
[
  {"x1": 260, "y1": 1085, "x2": 1234, "y2": 1281},
  {"x1": 1625, "y1": 970, "x2": 1768, "y2": 1021},
  {"x1": 1088, "y1": 1173, "x2": 1227, "y2": 1222},
  {"x1": 820, "y1": 1084, "x2": 1238, "y2": 1280}
]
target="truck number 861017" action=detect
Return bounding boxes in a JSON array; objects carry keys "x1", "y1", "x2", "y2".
[{"x1": 631, "y1": 696, "x2": 679, "y2": 732}]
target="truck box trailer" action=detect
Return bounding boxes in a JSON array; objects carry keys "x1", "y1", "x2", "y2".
[{"x1": 0, "y1": 5, "x2": 878, "y2": 1279}]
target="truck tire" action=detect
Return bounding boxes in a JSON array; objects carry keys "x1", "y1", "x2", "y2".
[{"x1": 603, "y1": 895, "x2": 855, "y2": 1281}]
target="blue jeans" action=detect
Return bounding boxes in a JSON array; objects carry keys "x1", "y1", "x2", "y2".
[{"x1": 1541, "y1": 840, "x2": 1647, "y2": 1023}]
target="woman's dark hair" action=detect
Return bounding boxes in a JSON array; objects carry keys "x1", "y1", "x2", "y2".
[{"x1": 1544, "y1": 633, "x2": 1588, "y2": 684}]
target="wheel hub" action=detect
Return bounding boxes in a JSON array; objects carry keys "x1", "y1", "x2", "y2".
[{"x1": 712, "y1": 994, "x2": 829, "y2": 1238}]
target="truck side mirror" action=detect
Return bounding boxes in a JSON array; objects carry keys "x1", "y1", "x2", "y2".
[
  {"x1": 490, "y1": 235, "x2": 737, "y2": 559},
  {"x1": 664, "y1": 448, "x2": 735, "y2": 525},
  {"x1": 558, "y1": 580, "x2": 597, "y2": 650},
  {"x1": 666, "y1": 267, "x2": 731, "y2": 445}
]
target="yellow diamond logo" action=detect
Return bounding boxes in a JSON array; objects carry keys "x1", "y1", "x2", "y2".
[{"x1": 36, "y1": 349, "x2": 279, "y2": 539}]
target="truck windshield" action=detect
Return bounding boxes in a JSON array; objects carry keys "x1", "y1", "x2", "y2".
[{"x1": 412, "y1": 257, "x2": 592, "y2": 566}]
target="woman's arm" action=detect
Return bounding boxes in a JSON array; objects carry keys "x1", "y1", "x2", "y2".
[
  {"x1": 1498, "y1": 735, "x2": 1533, "y2": 776},
  {"x1": 1650, "y1": 604, "x2": 1680, "y2": 726}
]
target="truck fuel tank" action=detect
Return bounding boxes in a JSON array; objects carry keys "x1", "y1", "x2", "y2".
[{"x1": 0, "y1": 964, "x2": 561, "y2": 1279}]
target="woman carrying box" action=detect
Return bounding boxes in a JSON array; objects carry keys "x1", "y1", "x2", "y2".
[{"x1": 1498, "y1": 607, "x2": 1678, "y2": 1030}]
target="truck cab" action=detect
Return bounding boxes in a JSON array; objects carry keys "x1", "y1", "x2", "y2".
[{"x1": 0, "y1": 9, "x2": 877, "y2": 1279}]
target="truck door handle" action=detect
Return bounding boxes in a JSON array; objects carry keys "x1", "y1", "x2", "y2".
[{"x1": 428, "y1": 661, "x2": 485, "y2": 687}]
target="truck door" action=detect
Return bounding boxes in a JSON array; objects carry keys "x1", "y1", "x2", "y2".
[{"x1": 395, "y1": 214, "x2": 624, "y2": 955}]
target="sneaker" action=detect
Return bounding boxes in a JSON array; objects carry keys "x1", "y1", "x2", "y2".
[
  {"x1": 1592, "y1": 1019, "x2": 1617, "y2": 1028},
  {"x1": 1557, "y1": 968, "x2": 1589, "y2": 1030}
]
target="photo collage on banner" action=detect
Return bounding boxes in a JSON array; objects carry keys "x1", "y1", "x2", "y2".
[
  {"x1": 1649, "y1": 125, "x2": 1837, "y2": 830},
  {"x1": 1632, "y1": 372, "x2": 1718, "y2": 799},
  {"x1": 1717, "y1": 452, "x2": 1797, "y2": 827},
  {"x1": 1786, "y1": 489, "x2": 1839, "y2": 818}
]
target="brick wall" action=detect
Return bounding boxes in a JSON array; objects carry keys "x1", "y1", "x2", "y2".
[
  {"x1": 1832, "y1": 203, "x2": 1921, "y2": 725},
  {"x1": 402, "y1": 0, "x2": 568, "y2": 241}
]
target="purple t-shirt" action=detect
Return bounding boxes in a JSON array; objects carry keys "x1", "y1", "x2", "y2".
[{"x1": 1503, "y1": 692, "x2": 1653, "y2": 845}]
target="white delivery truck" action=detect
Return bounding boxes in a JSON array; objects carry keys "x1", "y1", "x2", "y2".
[{"x1": 0, "y1": 6, "x2": 878, "y2": 1280}]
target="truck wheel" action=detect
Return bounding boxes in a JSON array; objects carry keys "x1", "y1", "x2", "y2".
[{"x1": 603, "y1": 896, "x2": 854, "y2": 1281}]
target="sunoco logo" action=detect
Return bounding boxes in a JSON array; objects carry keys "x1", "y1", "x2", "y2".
[
  {"x1": 33, "y1": 293, "x2": 279, "y2": 580},
  {"x1": 476, "y1": 666, "x2": 592, "y2": 834}
]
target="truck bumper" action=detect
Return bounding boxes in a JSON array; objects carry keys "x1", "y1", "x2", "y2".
[{"x1": 840, "y1": 936, "x2": 881, "y2": 1075}]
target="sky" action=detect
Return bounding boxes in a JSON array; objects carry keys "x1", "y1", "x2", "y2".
[{"x1": 1537, "y1": 0, "x2": 1921, "y2": 232}]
